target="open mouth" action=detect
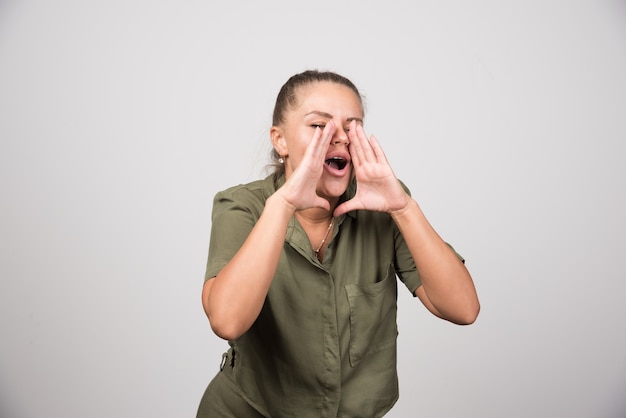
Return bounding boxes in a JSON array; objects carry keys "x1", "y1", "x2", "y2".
[{"x1": 325, "y1": 156, "x2": 348, "y2": 170}]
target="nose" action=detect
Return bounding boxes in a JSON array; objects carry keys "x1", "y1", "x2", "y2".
[{"x1": 332, "y1": 126, "x2": 349, "y2": 145}]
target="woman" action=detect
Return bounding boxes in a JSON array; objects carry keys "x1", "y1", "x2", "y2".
[{"x1": 197, "y1": 70, "x2": 479, "y2": 417}]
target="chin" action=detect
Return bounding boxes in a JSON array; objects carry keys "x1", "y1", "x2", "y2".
[{"x1": 318, "y1": 177, "x2": 351, "y2": 199}]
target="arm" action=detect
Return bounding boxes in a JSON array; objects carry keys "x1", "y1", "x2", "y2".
[
  {"x1": 202, "y1": 122, "x2": 338, "y2": 340},
  {"x1": 335, "y1": 121, "x2": 479, "y2": 324},
  {"x1": 202, "y1": 194, "x2": 295, "y2": 340},
  {"x1": 391, "y1": 199, "x2": 479, "y2": 325}
]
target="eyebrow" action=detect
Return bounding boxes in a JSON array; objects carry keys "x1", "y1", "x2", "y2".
[{"x1": 305, "y1": 110, "x2": 363, "y2": 124}]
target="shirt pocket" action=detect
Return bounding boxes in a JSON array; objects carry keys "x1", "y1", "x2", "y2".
[{"x1": 345, "y1": 263, "x2": 398, "y2": 367}]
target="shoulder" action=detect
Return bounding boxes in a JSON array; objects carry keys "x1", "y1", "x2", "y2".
[
  {"x1": 212, "y1": 175, "x2": 277, "y2": 217},
  {"x1": 215, "y1": 174, "x2": 277, "y2": 200}
]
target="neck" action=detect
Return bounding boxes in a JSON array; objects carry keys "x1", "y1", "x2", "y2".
[{"x1": 295, "y1": 207, "x2": 334, "y2": 225}]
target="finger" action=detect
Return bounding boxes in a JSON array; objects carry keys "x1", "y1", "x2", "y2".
[
  {"x1": 307, "y1": 121, "x2": 335, "y2": 162},
  {"x1": 320, "y1": 120, "x2": 336, "y2": 151},
  {"x1": 303, "y1": 121, "x2": 334, "y2": 165},
  {"x1": 354, "y1": 124, "x2": 377, "y2": 161},
  {"x1": 347, "y1": 119, "x2": 359, "y2": 144},
  {"x1": 368, "y1": 134, "x2": 389, "y2": 164},
  {"x1": 314, "y1": 196, "x2": 331, "y2": 212},
  {"x1": 333, "y1": 198, "x2": 360, "y2": 217},
  {"x1": 347, "y1": 121, "x2": 364, "y2": 166},
  {"x1": 349, "y1": 124, "x2": 376, "y2": 168},
  {"x1": 303, "y1": 125, "x2": 323, "y2": 159}
]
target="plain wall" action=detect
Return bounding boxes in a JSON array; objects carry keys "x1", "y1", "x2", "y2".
[{"x1": 1, "y1": 1, "x2": 625, "y2": 417}]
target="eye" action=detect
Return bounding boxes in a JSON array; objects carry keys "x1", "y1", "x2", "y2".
[{"x1": 310, "y1": 124, "x2": 326, "y2": 129}]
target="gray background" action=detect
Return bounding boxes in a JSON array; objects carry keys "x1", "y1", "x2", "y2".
[{"x1": 1, "y1": 1, "x2": 625, "y2": 417}]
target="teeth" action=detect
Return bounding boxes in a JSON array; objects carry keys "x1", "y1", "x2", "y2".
[{"x1": 325, "y1": 157, "x2": 347, "y2": 170}]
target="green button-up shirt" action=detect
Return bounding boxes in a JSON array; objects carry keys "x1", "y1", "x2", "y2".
[{"x1": 205, "y1": 174, "x2": 426, "y2": 417}]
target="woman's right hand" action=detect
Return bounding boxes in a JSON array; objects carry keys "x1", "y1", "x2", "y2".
[{"x1": 273, "y1": 121, "x2": 337, "y2": 212}]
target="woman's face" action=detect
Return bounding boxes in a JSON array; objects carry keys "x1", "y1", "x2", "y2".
[{"x1": 272, "y1": 81, "x2": 364, "y2": 200}]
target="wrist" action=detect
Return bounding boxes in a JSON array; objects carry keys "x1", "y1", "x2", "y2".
[
  {"x1": 266, "y1": 193, "x2": 297, "y2": 217},
  {"x1": 390, "y1": 198, "x2": 420, "y2": 220}
]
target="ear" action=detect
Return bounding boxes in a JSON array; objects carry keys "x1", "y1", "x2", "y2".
[{"x1": 270, "y1": 126, "x2": 288, "y2": 156}]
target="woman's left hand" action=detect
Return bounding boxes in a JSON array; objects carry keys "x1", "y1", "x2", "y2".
[{"x1": 334, "y1": 121, "x2": 412, "y2": 217}]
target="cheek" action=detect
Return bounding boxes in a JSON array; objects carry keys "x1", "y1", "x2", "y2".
[{"x1": 288, "y1": 132, "x2": 312, "y2": 155}]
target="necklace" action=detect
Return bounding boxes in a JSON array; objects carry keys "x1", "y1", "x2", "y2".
[{"x1": 313, "y1": 218, "x2": 334, "y2": 261}]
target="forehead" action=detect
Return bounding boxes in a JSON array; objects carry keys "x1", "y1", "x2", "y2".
[{"x1": 292, "y1": 81, "x2": 363, "y2": 117}]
